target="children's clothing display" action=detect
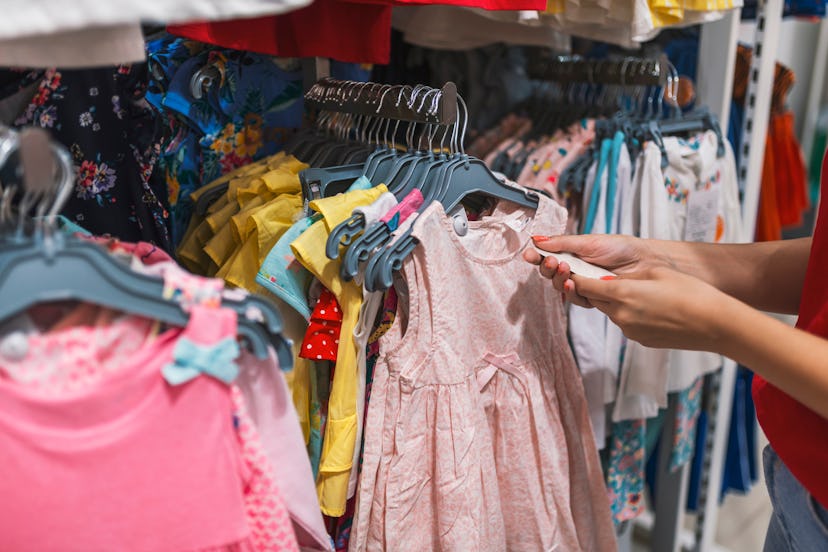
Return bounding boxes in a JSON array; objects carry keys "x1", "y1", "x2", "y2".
[
  {"x1": 474, "y1": 73, "x2": 741, "y2": 524},
  {"x1": 0, "y1": 1, "x2": 813, "y2": 548}
]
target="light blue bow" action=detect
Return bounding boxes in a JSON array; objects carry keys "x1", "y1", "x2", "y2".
[{"x1": 162, "y1": 337, "x2": 240, "y2": 386}]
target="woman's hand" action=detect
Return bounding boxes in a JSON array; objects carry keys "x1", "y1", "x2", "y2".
[
  {"x1": 572, "y1": 266, "x2": 732, "y2": 351},
  {"x1": 523, "y1": 234, "x2": 673, "y2": 308}
]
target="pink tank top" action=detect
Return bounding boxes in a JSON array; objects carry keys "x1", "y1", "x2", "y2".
[{"x1": 0, "y1": 306, "x2": 251, "y2": 551}]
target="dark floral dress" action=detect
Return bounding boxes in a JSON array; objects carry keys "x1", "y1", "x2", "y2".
[{"x1": 3, "y1": 64, "x2": 172, "y2": 250}]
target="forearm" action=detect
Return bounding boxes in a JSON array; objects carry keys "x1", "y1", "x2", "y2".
[
  {"x1": 646, "y1": 238, "x2": 812, "y2": 314},
  {"x1": 714, "y1": 296, "x2": 828, "y2": 420}
]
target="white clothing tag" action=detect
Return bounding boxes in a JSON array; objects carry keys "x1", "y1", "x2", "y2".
[
  {"x1": 532, "y1": 247, "x2": 617, "y2": 279},
  {"x1": 684, "y1": 185, "x2": 720, "y2": 242}
]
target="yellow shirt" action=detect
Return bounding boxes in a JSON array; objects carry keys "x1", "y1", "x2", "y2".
[
  {"x1": 177, "y1": 153, "x2": 303, "y2": 273},
  {"x1": 291, "y1": 184, "x2": 388, "y2": 516},
  {"x1": 223, "y1": 193, "x2": 303, "y2": 291},
  {"x1": 180, "y1": 181, "x2": 243, "y2": 273},
  {"x1": 178, "y1": 155, "x2": 279, "y2": 265}
]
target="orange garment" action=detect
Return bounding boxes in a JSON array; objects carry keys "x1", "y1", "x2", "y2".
[
  {"x1": 755, "y1": 134, "x2": 782, "y2": 242},
  {"x1": 737, "y1": 44, "x2": 808, "y2": 240},
  {"x1": 771, "y1": 110, "x2": 809, "y2": 228}
]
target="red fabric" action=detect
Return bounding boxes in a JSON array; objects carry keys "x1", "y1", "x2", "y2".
[
  {"x1": 300, "y1": 288, "x2": 342, "y2": 362},
  {"x1": 753, "y1": 149, "x2": 828, "y2": 510},
  {"x1": 167, "y1": 0, "x2": 392, "y2": 64},
  {"x1": 342, "y1": 0, "x2": 546, "y2": 10}
]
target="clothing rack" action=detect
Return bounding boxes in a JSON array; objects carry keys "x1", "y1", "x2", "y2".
[
  {"x1": 526, "y1": 56, "x2": 667, "y2": 87},
  {"x1": 304, "y1": 77, "x2": 458, "y2": 124},
  {"x1": 517, "y1": 34, "x2": 742, "y2": 552}
]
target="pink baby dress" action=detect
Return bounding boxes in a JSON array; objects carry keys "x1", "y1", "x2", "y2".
[{"x1": 351, "y1": 195, "x2": 616, "y2": 552}]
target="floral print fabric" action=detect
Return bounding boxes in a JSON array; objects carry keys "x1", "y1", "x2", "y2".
[
  {"x1": 145, "y1": 35, "x2": 305, "y2": 246},
  {"x1": 670, "y1": 377, "x2": 704, "y2": 471},
  {"x1": 2, "y1": 65, "x2": 172, "y2": 251},
  {"x1": 606, "y1": 419, "x2": 646, "y2": 524}
]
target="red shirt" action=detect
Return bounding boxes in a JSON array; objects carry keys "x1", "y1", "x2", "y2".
[
  {"x1": 753, "y1": 150, "x2": 828, "y2": 509},
  {"x1": 168, "y1": 0, "x2": 392, "y2": 64}
]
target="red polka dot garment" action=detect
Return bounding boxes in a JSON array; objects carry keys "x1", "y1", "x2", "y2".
[{"x1": 300, "y1": 288, "x2": 343, "y2": 362}]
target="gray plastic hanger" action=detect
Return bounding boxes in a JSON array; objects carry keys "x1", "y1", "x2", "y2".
[
  {"x1": 370, "y1": 96, "x2": 539, "y2": 290},
  {"x1": 0, "y1": 130, "x2": 286, "y2": 362}
]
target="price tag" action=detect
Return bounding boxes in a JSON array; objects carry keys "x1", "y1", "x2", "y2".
[{"x1": 684, "y1": 186, "x2": 719, "y2": 242}]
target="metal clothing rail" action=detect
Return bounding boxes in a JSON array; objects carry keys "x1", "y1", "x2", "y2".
[
  {"x1": 305, "y1": 77, "x2": 458, "y2": 125},
  {"x1": 527, "y1": 55, "x2": 668, "y2": 87}
]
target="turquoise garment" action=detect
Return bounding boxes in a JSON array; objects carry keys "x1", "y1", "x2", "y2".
[
  {"x1": 584, "y1": 138, "x2": 612, "y2": 235},
  {"x1": 39, "y1": 215, "x2": 92, "y2": 236},
  {"x1": 257, "y1": 214, "x2": 321, "y2": 320},
  {"x1": 58, "y1": 216, "x2": 92, "y2": 236},
  {"x1": 256, "y1": 176, "x2": 372, "y2": 319},
  {"x1": 605, "y1": 131, "x2": 626, "y2": 234},
  {"x1": 162, "y1": 336, "x2": 240, "y2": 385},
  {"x1": 347, "y1": 175, "x2": 374, "y2": 192},
  {"x1": 308, "y1": 362, "x2": 323, "y2": 478}
]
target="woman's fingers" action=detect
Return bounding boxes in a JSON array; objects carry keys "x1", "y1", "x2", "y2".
[
  {"x1": 522, "y1": 247, "x2": 543, "y2": 265},
  {"x1": 571, "y1": 274, "x2": 620, "y2": 302},
  {"x1": 539, "y1": 255, "x2": 561, "y2": 280}
]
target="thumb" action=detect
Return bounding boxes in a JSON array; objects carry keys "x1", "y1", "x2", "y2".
[{"x1": 531, "y1": 234, "x2": 595, "y2": 255}]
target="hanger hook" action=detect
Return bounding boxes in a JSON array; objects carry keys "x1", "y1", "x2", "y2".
[
  {"x1": 408, "y1": 84, "x2": 426, "y2": 111},
  {"x1": 44, "y1": 144, "x2": 74, "y2": 239},
  {"x1": 429, "y1": 88, "x2": 442, "y2": 118},
  {"x1": 667, "y1": 61, "x2": 681, "y2": 117},
  {"x1": 375, "y1": 84, "x2": 396, "y2": 117},
  {"x1": 658, "y1": 61, "x2": 668, "y2": 120},
  {"x1": 456, "y1": 94, "x2": 469, "y2": 158},
  {"x1": 618, "y1": 58, "x2": 631, "y2": 112}
]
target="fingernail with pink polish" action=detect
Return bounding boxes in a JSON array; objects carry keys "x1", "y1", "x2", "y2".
[
  {"x1": 532, "y1": 235, "x2": 551, "y2": 242},
  {"x1": 600, "y1": 275, "x2": 617, "y2": 281}
]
